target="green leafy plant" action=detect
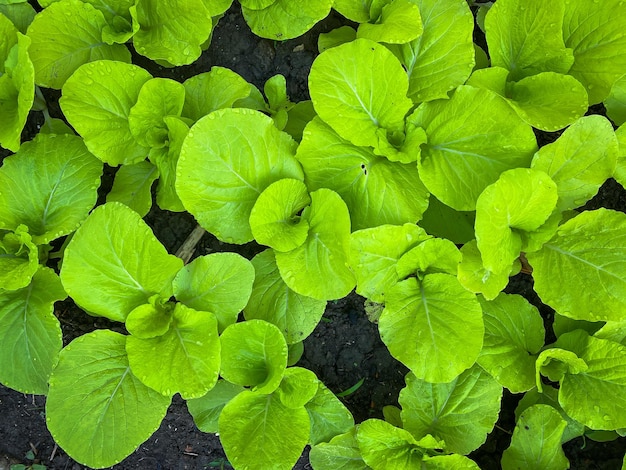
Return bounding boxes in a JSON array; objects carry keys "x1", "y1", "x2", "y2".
[{"x1": 2, "y1": 0, "x2": 626, "y2": 468}]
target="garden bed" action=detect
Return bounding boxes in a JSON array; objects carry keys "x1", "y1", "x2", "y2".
[{"x1": 1, "y1": 2, "x2": 626, "y2": 469}]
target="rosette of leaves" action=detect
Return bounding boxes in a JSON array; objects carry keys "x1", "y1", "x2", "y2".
[
  {"x1": 0, "y1": 133, "x2": 102, "y2": 394},
  {"x1": 187, "y1": 319, "x2": 355, "y2": 470},
  {"x1": 52, "y1": 201, "x2": 256, "y2": 467},
  {"x1": 0, "y1": 11, "x2": 34, "y2": 151}
]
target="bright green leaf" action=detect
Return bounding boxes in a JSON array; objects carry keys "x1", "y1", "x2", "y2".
[
  {"x1": 306, "y1": 382, "x2": 355, "y2": 446},
  {"x1": 277, "y1": 367, "x2": 318, "y2": 409},
  {"x1": 457, "y1": 240, "x2": 510, "y2": 301},
  {"x1": 396, "y1": 237, "x2": 460, "y2": 280},
  {"x1": 485, "y1": 0, "x2": 573, "y2": 81},
  {"x1": 527, "y1": 209, "x2": 626, "y2": 322},
  {"x1": 60, "y1": 60, "x2": 153, "y2": 166},
  {"x1": 478, "y1": 294, "x2": 545, "y2": 393},
  {"x1": 400, "y1": 365, "x2": 503, "y2": 455},
  {"x1": 0, "y1": 225, "x2": 38, "y2": 291},
  {"x1": 387, "y1": 0, "x2": 474, "y2": 103},
  {"x1": 173, "y1": 252, "x2": 255, "y2": 332},
  {"x1": 309, "y1": 428, "x2": 368, "y2": 470},
  {"x1": 501, "y1": 405, "x2": 569, "y2": 470},
  {"x1": 0, "y1": 3, "x2": 36, "y2": 33},
  {"x1": 379, "y1": 274, "x2": 483, "y2": 382},
  {"x1": 275, "y1": 188, "x2": 356, "y2": 301},
  {"x1": 332, "y1": 0, "x2": 370, "y2": 22},
  {"x1": 0, "y1": 267, "x2": 65, "y2": 394},
  {"x1": 241, "y1": 0, "x2": 333, "y2": 40},
  {"x1": 0, "y1": 133, "x2": 102, "y2": 244},
  {"x1": 126, "y1": 303, "x2": 220, "y2": 399},
  {"x1": 26, "y1": 0, "x2": 131, "y2": 89},
  {"x1": 605, "y1": 74, "x2": 626, "y2": 126},
  {"x1": 130, "y1": 0, "x2": 213, "y2": 66},
  {"x1": 475, "y1": 168, "x2": 558, "y2": 274},
  {"x1": 412, "y1": 85, "x2": 538, "y2": 211},
  {"x1": 61, "y1": 202, "x2": 183, "y2": 322},
  {"x1": 219, "y1": 391, "x2": 310, "y2": 470},
  {"x1": 46, "y1": 330, "x2": 171, "y2": 468},
  {"x1": 563, "y1": 0, "x2": 626, "y2": 104},
  {"x1": 125, "y1": 297, "x2": 173, "y2": 339},
  {"x1": 249, "y1": 179, "x2": 311, "y2": 252},
  {"x1": 535, "y1": 348, "x2": 588, "y2": 386},
  {"x1": 357, "y1": 419, "x2": 423, "y2": 469},
  {"x1": 318, "y1": 26, "x2": 356, "y2": 52},
  {"x1": 309, "y1": 38, "x2": 413, "y2": 150},
  {"x1": 176, "y1": 108, "x2": 302, "y2": 244},
  {"x1": 244, "y1": 249, "x2": 326, "y2": 344},
  {"x1": 419, "y1": 196, "x2": 475, "y2": 245},
  {"x1": 531, "y1": 115, "x2": 619, "y2": 212},
  {"x1": 106, "y1": 161, "x2": 158, "y2": 217},
  {"x1": 219, "y1": 319, "x2": 288, "y2": 394}
]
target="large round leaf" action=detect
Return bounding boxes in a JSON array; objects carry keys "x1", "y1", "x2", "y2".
[
  {"x1": 61, "y1": 202, "x2": 183, "y2": 322},
  {"x1": 379, "y1": 274, "x2": 483, "y2": 382},
  {"x1": 46, "y1": 330, "x2": 171, "y2": 468},
  {"x1": 309, "y1": 38, "x2": 413, "y2": 150},
  {"x1": 412, "y1": 86, "x2": 537, "y2": 211},
  {"x1": 0, "y1": 268, "x2": 65, "y2": 394},
  {"x1": 26, "y1": 0, "x2": 131, "y2": 89},
  {"x1": 176, "y1": 108, "x2": 302, "y2": 244},
  {"x1": 0, "y1": 133, "x2": 102, "y2": 244},
  {"x1": 399, "y1": 365, "x2": 503, "y2": 455},
  {"x1": 60, "y1": 60, "x2": 153, "y2": 166},
  {"x1": 527, "y1": 209, "x2": 626, "y2": 322}
]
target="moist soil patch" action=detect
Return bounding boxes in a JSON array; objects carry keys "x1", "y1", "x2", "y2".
[{"x1": 1, "y1": 3, "x2": 626, "y2": 469}]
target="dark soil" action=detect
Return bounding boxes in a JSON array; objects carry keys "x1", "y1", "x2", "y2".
[{"x1": 1, "y1": 3, "x2": 626, "y2": 470}]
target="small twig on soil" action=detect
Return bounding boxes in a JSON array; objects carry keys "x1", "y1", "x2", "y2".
[
  {"x1": 175, "y1": 225, "x2": 207, "y2": 264},
  {"x1": 50, "y1": 443, "x2": 58, "y2": 461}
]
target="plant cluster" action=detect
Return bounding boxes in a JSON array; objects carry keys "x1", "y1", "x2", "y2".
[{"x1": 1, "y1": 0, "x2": 626, "y2": 469}]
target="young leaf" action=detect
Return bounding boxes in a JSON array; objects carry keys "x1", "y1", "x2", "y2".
[
  {"x1": 249, "y1": 179, "x2": 311, "y2": 252},
  {"x1": 395, "y1": 237, "x2": 461, "y2": 280},
  {"x1": 128, "y1": 77, "x2": 186, "y2": 148},
  {"x1": 182, "y1": 67, "x2": 252, "y2": 122},
  {"x1": 106, "y1": 161, "x2": 158, "y2": 217},
  {"x1": 350, "y1": 223, "x2": 431, "y2": 303},
  {"x1": 548, "y1": 330, "x2": 626, "y2": 430},
  {"x1": 186, "y1": 379, "x2": 244, "y2": 433},
  {"x1": 399, "y1": 365, "x2": 503, "y2": 455},
  {"x1": 46, "y1": 330, "x2": 171, "y2": 468},
  {"x1": 306, "y1": 382, "x2": 355, "y2": 446},
  {"x1": 61, "y1": 202, "x2": 183, "y2": 322},
  {"x1": 125, "y1": 297, "x2": 173, "y2": 339},
  {"x1": 356, "y1": 0, "x2": 422, "y2": 45},
  {"x1": 478, "y1": 294, "x2": 545, "y2": 393},
  {"x1": 26, "y1": 0, "x2": 131, "y2": 88},
  {"x1": 475, "y1": 168, "x2": 558, "y2": 274},
  {"x1": 332, "y1": 0, "x2": 370, "y2": 22},
  {"x1": 318, "y1": 26, "x2": 356, "y2": 52},
  {"x1": 0, "y1": 267, "x2": 65, "y2": 394},
  {"x1": 274, "y1": 188, "x2": 356, "y2": 301},
  {"x1": 356, "y1": 419, "x2": 423, "y2": 469},
  {"x1": 60, "y1": 60, "x2": 153, "y2": 166},
  {"x1": 172, "y1": 252, "x2": 255, "y2": 332},
  {"x1": 501, "y1": 405, "x2": 569, "y2": 470},
  {"x1": 411, "y1": 86, "x2": 537, "y2": 211},
  {"x1": 309, "y1": 38, "x2": 413, "y2": 150},
  {"x1": 309, "y1": 428, "x2": 367, "y2": 470},
  {"x1": 219, "y1": 319, "x2": 288, "y2": 394},
  {"x1": 130, "y1": 0, "x2": 213, "y2": 65},
  {"x1": 605, "y1": 74, "x2": 626, "y2": 126},
  {"x1": 126, "y1": 304, "x2": 220, "y2": 399},
  {"x1": 219, "y1": 391, "x2": 310, "y2": 470},
  {"x1": 387, "y1": 0, "x2": 475, "y2": 104},
  {"x1": 241, "y1": 0, "x2": 333, "y2": 40},
  {"x1": 277, "y1": 367, "x2": 319, "y2": 409},
  {"x1": 527, "y1": 209, "x2": 626, "y2": 322},
  {"x1": 176, "y1": 108, "x2": 302, "y2": 244},
  {"x1": 0, "y1": 28, "x2": 34, "y2": 152},
  {"x1": 563, "y1": 0, "x2": 626, "y2": 104},
  {"x1": 244, "y1": 249, "x2": 326, "y2": 344},
  {"x1": 484, "y1": 0, "x2": 573, "y2": 81},
  {"x1": 0, "y1": 133, "x2": 103, "y2": 245},
  {"x1": 531, "y1": 115, "x2": 619, "y2": 212},
  {"x1": 457, "y1": 240, "x2": 511, "y2": 301},
  {"x1": 296, "y1": 117, "x2": 429, "y2": 230},
  {"x1": 379, "y1": 274, "x2": 483, "y2": 383},
  {"x1": 0, "y1": 225, "x2": 38, "y2": 291}
]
